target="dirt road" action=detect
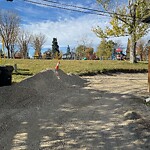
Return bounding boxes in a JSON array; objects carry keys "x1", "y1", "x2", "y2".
[
  {"x1": 0, "y1": 70, "x2": 149, "y2": 150},
  {"x1": 83, "y1": 73, "x2": 149, "y2": 97}
]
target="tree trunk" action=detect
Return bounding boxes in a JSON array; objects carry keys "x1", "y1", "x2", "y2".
[
  {"x1": 11, "y1": 45, "x2": 15, "y2": 58},
  {"x1": 6, "y1": 46, "x2": 10, "y2": 58},
  {"x1": 130, "y1": 35, "x2": 137, "y2": 63},
  {"x1": 23, "y1": 43, "x2": 28, "y2": 59}
]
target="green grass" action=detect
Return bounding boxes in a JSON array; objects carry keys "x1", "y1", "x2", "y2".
[{"x1": 0, "y1": 58, "x2": 148, "y2": 83}]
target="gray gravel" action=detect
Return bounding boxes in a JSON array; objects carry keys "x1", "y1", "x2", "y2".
[{"x1": 0, "y1": 70, "x2": 149, "y2": 150}]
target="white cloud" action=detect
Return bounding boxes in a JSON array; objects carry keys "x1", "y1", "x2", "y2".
[{"x1": 23, "y1": 14, "x2": 109, "y2": 50}]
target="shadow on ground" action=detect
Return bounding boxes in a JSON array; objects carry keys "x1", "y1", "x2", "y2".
[{"x1": 0, "y1": 70, "x2": 149, "y2": 150}]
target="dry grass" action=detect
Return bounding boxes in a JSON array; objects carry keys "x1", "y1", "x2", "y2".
[{"x1": 0, "y1": 58, "x2": 148, "y2": 83}]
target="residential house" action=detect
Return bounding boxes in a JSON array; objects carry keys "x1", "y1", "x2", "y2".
[{"x1": 62, "y1": 51, "x2": 76, "y2": 60}]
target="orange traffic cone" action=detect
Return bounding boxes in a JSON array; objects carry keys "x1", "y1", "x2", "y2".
[
  {"x1": 55, "y1": 61, "x2": 60, "y2": 71},
  {"x1": 55, "y1": 61, "x2": 60, "y2": 79}
]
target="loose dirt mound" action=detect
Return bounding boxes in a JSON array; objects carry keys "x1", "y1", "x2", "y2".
[
  {"x1": 0, "y1": 69, "x2": 87, "y2": 108},
  {"x1": 58, "y1": 69, "x2": 87, "y2": 87},
  {"x1": 0, "y1": 71, "x2": 149, "y2": 149},
  {"x1": 19, "y1": 69, "x2": 86, "y2": 90}
]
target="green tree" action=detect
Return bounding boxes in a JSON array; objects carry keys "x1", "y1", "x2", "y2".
[
  {"x1": 85, "y1": 47, "x2": 94, "y2": 60},
  {"x1": 76, "y1": 45, "x2": 86, "y2": 59},
  {"x1": 67, "y1": 45, "x2": 71, "y2": 54},
  {"x1": 96, "y1": 39, "x2": 115, "y2": 60},
  {"x1": 52, "y1": 38, "x2": 60, "y2": 58},
  {"x1": 85, "y1": 47, "x2": 93, "y2": 55},
  {"x1": 94, "y1": 0, "x2": 150, "y2": 63},
  {"x1": 42, "y1": 49, "x2": 52, "y2": 59}
]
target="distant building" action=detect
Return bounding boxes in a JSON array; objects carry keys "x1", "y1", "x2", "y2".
[
  {"x1": 14, "y1": 51, "x2": 23, "y2": 59},
  {"x1": 42, "y1": 50, "x2": 52, "y2": 59},
  {"x1": 62, "y1": 52, "x2": 76, "y2": 60}
]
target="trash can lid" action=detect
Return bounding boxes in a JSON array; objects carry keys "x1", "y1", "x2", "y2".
[{"x1": 0, "y1": 65, "x2": 14, "y2": 72}]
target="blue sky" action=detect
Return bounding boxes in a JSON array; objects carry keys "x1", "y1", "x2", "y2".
[{"x1": 0, "y1": 0, "x2": 129, "y2": 55}]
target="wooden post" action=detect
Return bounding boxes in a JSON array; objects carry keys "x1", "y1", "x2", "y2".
[
  {"x1": 148, "y1": 43, "x2": 150, "y2": 92},
  {"x1": 14, "y1": 64, "x2": 17, "y2": 73},
  {"x1": 141, "y1": 15, "x2": 150, "y2": 92}
]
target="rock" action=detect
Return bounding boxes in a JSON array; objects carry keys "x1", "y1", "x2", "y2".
[
  {"x1": 124, "y1": 111, "x2": 142, "y2": 120},
  {"x1": 145, "y1": 97, "x2": 150, "y2": 103}
]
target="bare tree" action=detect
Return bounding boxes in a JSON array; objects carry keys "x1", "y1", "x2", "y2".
[
  {"x1": 31, "y1": 33, "x2": 46, "y2": 59},
  {"x1": 77, "y1": 34, "x2": 93, "y2": 49},
  {"x1": 0, "y1": 10, "x2": 20, "y2": 58},
  {"x1": 17, "y1": 30, "x2": 32, "y2": 59}
]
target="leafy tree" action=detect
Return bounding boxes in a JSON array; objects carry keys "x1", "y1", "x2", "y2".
[
  {"x1": 52, "y1": 38, "x2": 60, "y2": 58},
  {"x1": 55, "y1": 51, "x2": 62, "y2": 59},
  {"x1": 42, "y1": 49, "x2": 52, "y2": 59},
  {"x1": 85, "y1": 47, "x2": 94, "y2": 60},
  {"x1": 0, "y1": 10, "x2": 20, "y2": 58},
  {"x1": 85, "y1": 47, "x2": 94, "y2": 55},
  {"x1": 76, "y1": 45, "x2": 86, "y2": 59},
  {"x1": 96, "y1": 39, "x2": 116, "y2": 60},
  {"x1": 94, "y1": 0, "x2": 150, "y2": 63},
  {"x1": 32, "y1": 33, "x2": 46, "y2": 59},
  {"x1": 76, "y1": 44, "x2": 95, "y2": 60}
]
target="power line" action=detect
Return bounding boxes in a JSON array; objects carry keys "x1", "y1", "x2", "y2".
[
  {"x1": 24, "y1": 0, "x2": 142, "y2": 21},
  {"x1": 23, "y1": 0, "x2": 113, "y2": 17},
  {"x1": 7, "y1": 0, "x2": 142, "y2": 20},
  {"x1": 42, "y1": 0, "x2": 110, "y2": 14},
  {"x1": 42, "y1": 0, "x2": 131, "y2": 18}
]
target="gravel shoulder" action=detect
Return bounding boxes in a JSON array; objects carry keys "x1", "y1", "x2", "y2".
[
  {"x1": 82, "y1": 73, "x2": 149, "y2": 97},
  {"x1": 0, "y1": 71, "x2": 150, "y2": 150}
]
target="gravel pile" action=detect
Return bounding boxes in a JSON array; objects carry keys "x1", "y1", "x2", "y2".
[
  {"x1": 57, "y1": 69, "x2": 87, "y2": 87},
  {"x1": 0, "y1": 70, "x2": 150, "y2": 149},
  {"x1": 0, "y1": 69, "x2": 87, "y2": 108}
]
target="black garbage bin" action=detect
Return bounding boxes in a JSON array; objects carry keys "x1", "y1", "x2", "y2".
[{"x1": 0, "y1": 65, "x2": 14, "y2": 86}]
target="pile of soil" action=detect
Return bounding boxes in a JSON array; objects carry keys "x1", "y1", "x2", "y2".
[
  {"x1": 0, "y1": 69, "x2": 87, "y2": 108},
  {"x1": 0, "y1": 70, "x2": 149, "y2": 149}
]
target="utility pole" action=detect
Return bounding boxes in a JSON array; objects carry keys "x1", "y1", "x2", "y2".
[
  {"x1": 147, "y1": 40, "x2": 150, "y2": 92},
  {"x1": 142, "y1": 12, "x2": 150, "y2": 92}
]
